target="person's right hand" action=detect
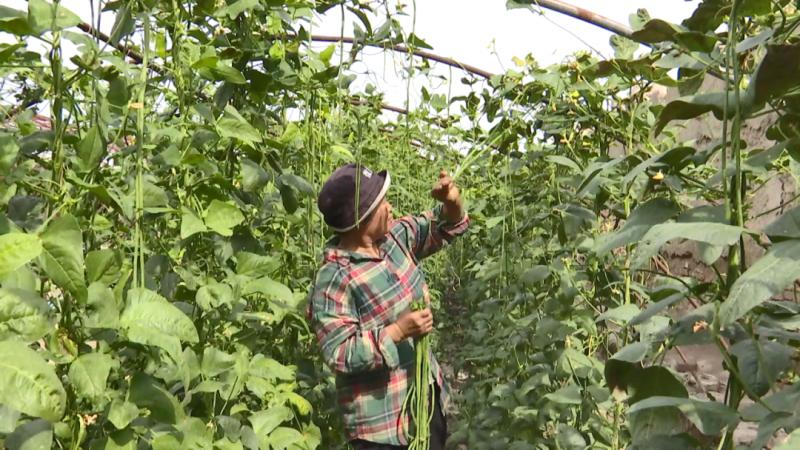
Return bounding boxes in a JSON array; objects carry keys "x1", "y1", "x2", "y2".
[{"x1": 387, "y1": 308, "x2": 433, "y2": 342}]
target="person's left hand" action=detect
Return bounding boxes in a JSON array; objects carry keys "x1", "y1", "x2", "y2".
[{"x1": 431, "y1": 170, "x2": 460, "y2": 204}]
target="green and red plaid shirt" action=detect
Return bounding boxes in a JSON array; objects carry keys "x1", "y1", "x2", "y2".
[{"x1": 308, "y1": 206, "x2": 469, "y2": 445}]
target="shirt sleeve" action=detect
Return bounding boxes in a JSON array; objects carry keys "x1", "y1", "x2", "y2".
[
  {"x1": 391, "y1": 204, "x2": 470, "y2": 261},
  {"x1": 309, "y1": 265, "x2": 401, "y2": 374}
]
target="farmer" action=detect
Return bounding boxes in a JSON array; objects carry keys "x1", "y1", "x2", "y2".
[{"x1": 308, "y1": 163, "x2": 469, "y2": 450}]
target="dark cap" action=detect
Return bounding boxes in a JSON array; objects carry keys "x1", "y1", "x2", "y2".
[{"x1": 317, "y1": 163, "x2": 391, "y2": 232}]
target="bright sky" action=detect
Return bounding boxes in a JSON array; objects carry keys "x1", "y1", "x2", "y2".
[{"x1": 1, "y1": 1, "x2": 701, "y2": 112}]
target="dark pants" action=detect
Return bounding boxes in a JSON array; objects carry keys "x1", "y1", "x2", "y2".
[{"x1": 351, "y1": 383, "x2": 447, "y2": 450}]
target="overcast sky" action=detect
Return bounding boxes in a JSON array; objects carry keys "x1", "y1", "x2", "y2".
[{"x1": 1, "y1": 1, "x2": 701, "y2": 111}]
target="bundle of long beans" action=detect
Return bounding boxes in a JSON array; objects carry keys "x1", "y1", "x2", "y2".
[{"x1": 401, "y1": 298, "x2": 435, "y2": 450}]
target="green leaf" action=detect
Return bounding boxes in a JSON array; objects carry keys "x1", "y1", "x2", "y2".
[
  {"x1": 27, "y1": 0, "x2": 80, "y2": 34},
  {"x1": 249, "y1": 406, "x2": 293, "y2": 436},
  {"x1": 545, "y1": 155, "x2": 581, "y2": 172},
  {"x1": 764, "y1": 204, "x2": 800, "y2": 240},
  {"x1": 654, "y1": 90, "x2": 755, "y2": 135},
  {"x1": 0, "y1": 6, "x2": 33, "y2": 36},
  {"x1": 201, "y1": 347, "x2": 236, "y2": 378},
  {"x1": 628, "y1": 396, "x2": 738, "y2": 435},
  {"x1": 68, "y1": 352, "x2": 117, "y2": 407},
  {"x1": 243, "y1": 277, "x2": 294, "y2": 304},
  {"x1": 249, "y1": 354, "x2": 295, "y2": 381},
  {"x1": 0, "y1": 404, "x2": 20, "y2": 433},
  {"x1": 107, "y1": 5, "x2": 134, "y2": 45},
  {"x1": 204, "y1": 200, "x2": 244, "y2": 237},
  {"x1": 264, "y1": 426, "x2": 303, "y2": 449},
  {"x1": 611, "y1": 342, "x2": 650, "y2": 363},
  {"x1": 0, "y1": 133, "x2": 20, "y2": 172},
  {"x1": 597, "y1": 304, "x2": 640, "y2": 325},
  {"x1": 120, "y1": 288, "x2": 198, "y2": 359},
  {"x1": 211, "y1": 63, "x2": 247, "y2": 84},
  {"x1": 235, "y1": 252, "x2": 279, "y2": 277},
  {"x1": 216, "y1": 105, "x2": 261, "y2": 146},
  {"x1": 0, "y1": 233, "x2": 42, "y2": 278},
  {"x1": 594, "y1": 198, "x2": 681, "y2": 255},
  {"x1": 544, "y1": 384, "x2": 582, "y2": 405},
  {"x1": 85, "y1": 249, "x2": 122, "y2": 285},
  {"x1": 630, "y1": 19, "x2": 682, "y2": 44},
  {"x1": 555, "y1": 424, "x2": 587, "y2": 450},
  {"x1": 6, "y1": 419, "x2": 52, "y2": 450},
  {"x1": 128, "y1": 373, "x2": 184, "y2": 424},
  {"x1": 77, "y1": 125, "x2": 107, "y2": 172},
  {"x1": 89, "y1": 429, "x2": 137, "y2": 450},
  {"x1": 108, "y1": 399, "x2": 139, "y2": 430},
  {"x1": 730, "y1": 339, "x2": 794, "y2": 396},
  {"x1": 240, "y1": 159, "x2": 270, "y2": 192},
  {"x1": 0, "y1": 288, "x2": 54, "y2": 342},
  {"x1": 520, "y1": 265, "x2": 551, "y2": 285},
  {"x1": 740, "y1": 0, "x2": 771, "y2": 16},
  {"x1": 632, "y1": 222, "x2": 747, "y2": 268},
  {"x1": 279, "y1": 184, "x2": 298, "y2": 214},
  {"x1": 749, "y1": 44, "x2": 800, "y2": 106},
  {"x1": 39, "y1": 214, "x2": 87, "y2": 302},
  {"x1": 196, "y1": 282, "x2": 234, "y2": 311},
  {"x1": 180, "y1": 207, "x2": 207, "y2": 239},
  {"x1": 278, "y1": 173, "x2": 314, "y2": 196},
  {"x1": 720, "y1": 240, "x2": 800, "y2": 325},
  {"x1": 215, "y1": 0, "x2": 262, "y2": 18},
  {"x1": 674, "y1": 31, "x2": 717, "y2": 53},
  {"x1": 84, "y1": 282, "x2": 119, "y2": 329},
  {"x1": 0, "y1": 340, "x2": 66, "y2": 421}
]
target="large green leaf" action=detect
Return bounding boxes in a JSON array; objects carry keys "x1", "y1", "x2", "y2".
[
  {"x1": 249, "y1": 406, "x2": 293, "y2": 436},
  {"x1": 120, "y1": 288, "x2": 198, "y2": 359},
  {"x1": 85, "y1": 249, "x2": 122, "y2": 285},
  {"x1": 107, "y1": 399, "x2": 139, "y2": 430},
  {"x1": 764, "y1": 204, "x2": 800, "y2": 240},
  {"x1": 5, "y1": 419, "x2": 52, "y2": 450},
  {"x1": 201, "y1": 347, "x2": 236, "y2": 378},
  {"x1": 628, "y1": 396, "x2": 738, "y2": 435},
  {"x1": 84, "y1": 282, "x2": 119, "y2": 329},
  {"x1": 128, "y1": 373, "x2": 184, "y2": 424},
  {"x1": 594, "y1": 198, "x2": 680, "y2": 255},
  {"x1": 654, "y1": 90, "x2": 755, "y2": 135},
  {"x1": 68, "y1": 352, "x2": 117, "y2": 407},
  {"x1": 632, "y1": 222, "x2": 747, "y2": 268},
  {"x1": 749, "y1": 44, "x2": 800, "y2": 106},
  {"x1": 39, "y1": 214, "x2": 86, "y2": 302},
  {"x1": 0, "y1": 233, "x2": 42, "y2": 277},
  {"x1": 180, "y1": 207, "x2": 207, "y2": 239},
  {"x1": 27, "y1": 0, "x2": 80, "y2": 34},
  {"x1": 216, "y1": 105, "x2": 261, "y2": 146},
  {"x1": 0, "y1": 288, "x2": 54, "y2": 342},
  {"x1": 0, "y1": 6, "x2": 32, "y2": 36},
  {"x1": 719, "y1": 240, "x2": 800, "y2": 325},
  {"x1": 0, "y1": 340, "x2": 66, "y2": 421},
  {"x1": 204, "y1": 200, "x2": 244, "y2": 237},
  {"x1": 730, "y1": 339, "x2": 794, "y2": 396},
  {"x1": 76, "y1": 125, "x2": 107, "y2": 172},
  {"x1": 196, "y1": 282, "x2": 234, "y2": 311}
]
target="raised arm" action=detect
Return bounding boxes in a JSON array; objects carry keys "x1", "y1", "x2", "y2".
[{"x1": 392, "y1": 171, "x2": 469, "y2": 260}]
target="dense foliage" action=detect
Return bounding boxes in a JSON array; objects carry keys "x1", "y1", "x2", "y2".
[{"x1": 0, "y1": 0, "x2": 799, "y2": 449}]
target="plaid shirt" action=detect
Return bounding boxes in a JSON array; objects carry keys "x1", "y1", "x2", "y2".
[{"x1": 308, "y1": 206, "x2": 469, "y2": 445}]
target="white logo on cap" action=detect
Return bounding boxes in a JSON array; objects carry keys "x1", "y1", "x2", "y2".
[{"x1": 362, "y1": 168, "x2": 373, "y2": 178}]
